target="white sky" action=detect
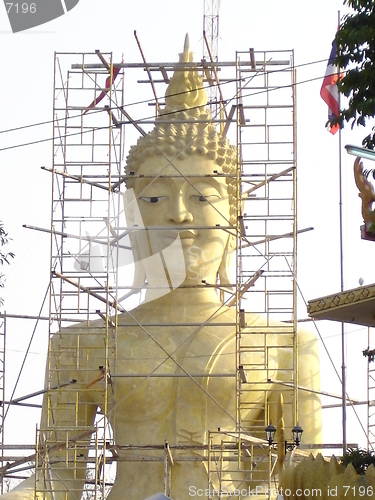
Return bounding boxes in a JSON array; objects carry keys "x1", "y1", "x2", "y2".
[{"x1": 0, "y1": 0, "x2": 374, "y2": 461}]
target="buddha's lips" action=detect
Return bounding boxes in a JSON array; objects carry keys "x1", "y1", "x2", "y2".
[
  {"x1": 148, "y1": 230, "x2": 197, "y2": 250},
  {"x1": 179, "y1": 230, "x2": 197, "y2": 239},
  {"x1": 150, "y1": 229, "x2": 197, "y2": 239}
]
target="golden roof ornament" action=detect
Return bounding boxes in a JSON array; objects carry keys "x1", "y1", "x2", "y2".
[{"x1": 354, "y1": 157, "x2": 375, "y2": 229}]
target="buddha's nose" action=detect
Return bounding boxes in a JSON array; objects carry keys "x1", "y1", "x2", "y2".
[{"x1": 170, "y1": 195, "x2": 193, "y2": 223}]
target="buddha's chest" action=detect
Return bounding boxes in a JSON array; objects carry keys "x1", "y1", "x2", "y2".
[{"x1": 107, "y1": 325, "x2": 236, "y2": 432}]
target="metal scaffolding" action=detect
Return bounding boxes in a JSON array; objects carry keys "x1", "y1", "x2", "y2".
[
  {"x1": 236, "y1": 48, "x2": 297, "y2": 433},
  {"x1": 205, "y1": 49, "x2": 298, "y2": 492},
  {"x1": 0, "y1": 314, "x2": 5, "y2": 494},
  {"x1": 38, "y1": 50, "x2": 125, "y2": 500},
  {"x1": 203, "y1": 0, "x2": 220, "y2": 116},
  {"x1": 0, "y1": 45, "x2": 301, "y2": 499},
  {"x1": 365, "y1": 329, "x2": 375, "y2": 452}
]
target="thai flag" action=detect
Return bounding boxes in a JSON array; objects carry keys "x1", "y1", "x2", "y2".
[
  {"x1": 320, "y1": 40, "x2": 340, "y2": 135},
  {"x1": 84, "y1": 65, "x2": 122, "y2": 114}
]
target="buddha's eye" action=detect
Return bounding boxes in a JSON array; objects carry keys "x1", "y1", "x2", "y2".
[
  {"x1": 191, "y1": 194, "x2": 221, "y2": 203},
  {"x1": 139, "y1": 196, "x2": 168, "y2": 203}
]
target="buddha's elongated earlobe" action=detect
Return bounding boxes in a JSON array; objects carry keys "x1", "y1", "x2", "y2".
[
  {"x1": 123, "y1": 189, "x2": 147, "y2": 295},
  {"x1": 218, "y1": 233, "x2": 236, "y2": 303}
]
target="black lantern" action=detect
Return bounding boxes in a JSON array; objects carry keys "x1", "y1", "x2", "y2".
[
  {"x1": 292, "y1": 423, "x2": 303, "y2": 447},
  {"x1": 265, "y1": 424, "x2": 276, "y2": 446}
]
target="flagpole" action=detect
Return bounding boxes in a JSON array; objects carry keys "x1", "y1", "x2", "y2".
[
  {"x1": 337, "y1": 8, "x2": 347, "y2": 455},
  {"x1": 339, "y1": 117, "x2": 347, "y2": 455}
]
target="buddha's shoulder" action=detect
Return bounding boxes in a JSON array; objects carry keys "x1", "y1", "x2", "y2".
[
  {"x1": 116, "y1": 301, "x2": 240, "y2": 326},
  {"x1": 52, "y1": 317, "x2": 107, "y2": 349},
  {"x1": 53, "y1": 307, "x2": 317, "y2": 349}
]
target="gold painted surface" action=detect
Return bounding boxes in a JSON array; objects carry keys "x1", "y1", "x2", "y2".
[
  {"x1": 1, "y1": 37, "x2": 322, "y2": 500},
  {"x1": 281, "y1": 454, "x2": 375, "y2": 500},
  {"x1": 307, "y1": 284, "x2": 375, "y2": 327},
  {"x1": 354, "y1": 157, "x2": 375, "y2": 225},
  {"x1": 308, "y1": 285, "x2": 375, "y2": 314}
]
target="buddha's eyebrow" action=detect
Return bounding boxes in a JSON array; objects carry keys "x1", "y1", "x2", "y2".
[
  {"x1": 189, "y1": 177, "x2": 227, "y2": 194},
  {"x1": 136, "y1": 178, "x2": 167, "y2": 190},
  {"x1": 132, "y1": 160, "x2": 231, "y2": 227}
]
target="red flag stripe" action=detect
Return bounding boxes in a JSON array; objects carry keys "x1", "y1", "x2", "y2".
[{"x1": 84, "y1": 65, "x2": 122, "y2": 114}]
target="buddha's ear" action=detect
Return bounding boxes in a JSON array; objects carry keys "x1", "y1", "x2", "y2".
[
  {"x1": 123, "y1": 188, "x2": 147, "y2": 255},
  {"x1": 218, "y1": 233, "x2": 235, "y2": 301},
  {"x1": 123, "y1": 189, "x2": 138, "y2": 226},
  {"x1": 122, "y1": 188, "x2": 147, "y2": 293}
]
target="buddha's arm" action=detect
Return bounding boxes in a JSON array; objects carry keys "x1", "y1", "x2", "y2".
[
  {"x1": 268, "y1": 329, "x2": 322, "y2": 446},
  {"x1": 295, "y1": 329, "x2": 322, "y2": 445},
  {"x1": 2, "y1": 329, "x2": 99, "y2": 500}
]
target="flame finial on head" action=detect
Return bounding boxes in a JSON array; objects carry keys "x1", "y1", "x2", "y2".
[{"x1": 163, "y1": 33, "x2": 208, "y2": 112}]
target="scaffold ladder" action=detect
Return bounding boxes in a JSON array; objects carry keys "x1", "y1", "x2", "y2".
[
  {"x1": 37, "y1": 51, "x2": 124, "y2": 500},
  {"x1": 235, "y1": 48, "x2": 297, "y2": 485}
]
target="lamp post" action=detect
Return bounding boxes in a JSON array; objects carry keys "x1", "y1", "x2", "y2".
[
  {"x1": 265, "y1": 424, "x2": 276, "y2": 500},
  {"x1": 265, "y1": 424, "x2": 303, "y2": 500},
  {"x1": 264, "y1": 423, "x2": 303, "y2": 452}
]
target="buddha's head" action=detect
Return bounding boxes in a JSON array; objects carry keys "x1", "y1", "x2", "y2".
[{"x1": 124, "y1": 35, "x2": 237, "y2": 303}]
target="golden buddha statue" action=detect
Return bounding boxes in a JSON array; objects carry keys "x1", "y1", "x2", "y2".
[{"x1": 3, "y1": 36, "x2": 322, "y2": 500}]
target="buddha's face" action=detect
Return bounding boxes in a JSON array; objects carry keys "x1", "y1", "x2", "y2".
[{"x1": 129, "y1": 155, "x2": 231, "y2": 285}]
